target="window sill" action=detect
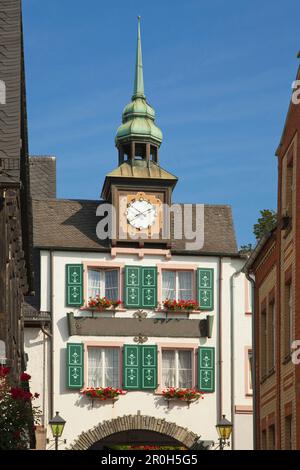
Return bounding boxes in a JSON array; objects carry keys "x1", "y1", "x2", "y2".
[
  {"x1": 155, "y1": 308, "x2": 202, "y2": 315},
  {"x1": 80, "y1": 307, "x2": 127, "y2": 313}
]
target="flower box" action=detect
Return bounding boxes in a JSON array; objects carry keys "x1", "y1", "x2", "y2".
[
  {"x1": 82, "y1": 387, "x2": 125, "y2": 407},
  {"x1": 162, "y1": 300, "x2": 200, "y2": 312},
  {"x1": 85, "y1": 297, "x2": 122, "y2": 312},
  {"x1": 162, "y1": 388, "x2": 204, "y2": 408}
]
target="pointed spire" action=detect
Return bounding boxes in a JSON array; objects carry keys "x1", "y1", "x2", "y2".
[{"x1": 133, "y1": 16, "x2": 145, "y2": 99}]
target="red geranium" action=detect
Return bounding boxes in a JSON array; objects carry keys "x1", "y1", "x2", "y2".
[
  {"x1": 20, "y1": 372, "x2": 31, "y2": 382},
  {"x1": 0, "y1": 367, "x2": 10, "y2": 378}
]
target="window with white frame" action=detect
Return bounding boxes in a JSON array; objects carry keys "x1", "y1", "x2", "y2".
[
  {"x1": 88, "y1": 268, "x2": 119, "y2": 300},
  {"x1": 162, "y1": 271, "x2": 193, "y2": 301},
  {"x1": 88, "y1": 347, "x2": 120, "y2": 388},
  {"x1": 162, "y1": 349, "x2": 193, "y2": 388}
]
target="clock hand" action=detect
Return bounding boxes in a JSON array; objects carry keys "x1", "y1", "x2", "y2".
[{"x1": 128, "y1": 208, "x2": 155, "y2": 222}]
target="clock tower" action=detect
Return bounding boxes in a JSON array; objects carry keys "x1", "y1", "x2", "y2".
[{"x1": 101, "y1": 17, "x2": 178, "y2": 247}]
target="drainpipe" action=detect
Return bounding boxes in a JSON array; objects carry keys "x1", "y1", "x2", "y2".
[
  {"x1": 245, "y1": 271, "x2": 256, "y2": 450},
  {"x1": 40, "y1": 323, "x2": 52, "y2": 427},
  {"x1": 49, "y1": 251, "x2": 54, "y2": 420},
  {"x1": 230, "y1": 268, "x2": 243, "y2": 450},
  {"x1": 218, "y1": 257, "x2": 223, "y2": 421}
]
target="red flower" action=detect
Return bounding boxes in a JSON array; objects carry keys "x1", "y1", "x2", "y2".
[
  {"x1": 0, "y1": 366, "x2": 10, "y2": 378},
  {"x1": 20, "y1": 372, "x2": 31, "y2": 382}
]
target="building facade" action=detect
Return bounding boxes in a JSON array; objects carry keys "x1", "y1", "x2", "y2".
[
  {"x1": 0, "y1": 0, "x2": 33, "y2": 377},
  {"x1": 25, "y1": 20, "x2": 253, "y2": 450},
  {"x1": 244, "y1": 54, "x2": 300, "y2": 450}
]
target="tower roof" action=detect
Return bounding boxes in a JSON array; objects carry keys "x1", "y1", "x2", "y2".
[{"x1": 115, "y1": 17, "x2": 163, "y2": 147}]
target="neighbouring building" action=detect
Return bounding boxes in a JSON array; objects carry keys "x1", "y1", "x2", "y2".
[
  {"x1": 25, "y1": 20, "x2": 253, "y2": 450},
  {"x1": 0, "y1": 0, "x2": 33, "y2": 378},
  {"x1": 244, "y1": 52, "x2": 300, "y2": 450}
]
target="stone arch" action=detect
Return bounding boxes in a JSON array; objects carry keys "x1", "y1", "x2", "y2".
[{"x1": 69, "y1": 415, "x2": 200, "y2": 450}]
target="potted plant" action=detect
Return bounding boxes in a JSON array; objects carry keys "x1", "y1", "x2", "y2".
[
  {"x1": 87, "y1": 297, "x2": 122, "y2": 311},
  {"x1": 82, "y1": 387, "x2": 125, "y2": 403},
  {"x1": 162, "y1": 387, "x2": 204, "y2": 407}
]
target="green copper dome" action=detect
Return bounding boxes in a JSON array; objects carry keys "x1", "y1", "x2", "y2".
[{"x1": 115, "y1": 18, "x2": 163, "y2": 147}]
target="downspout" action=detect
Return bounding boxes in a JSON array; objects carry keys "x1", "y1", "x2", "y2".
[
  {"x1": 245, "y1": 271, "x2": 256, "y2": 450},
  {"x1": 218, "y1": 257, "x2": 223, "y2": 421},
  {"x1": 40, "y1": 323, "x2": 52, "y2": 427},
  {"x1": 230, "y1": 268, "x2": 243, "y2": 450},
  {"x1": 49, "y1": 251, "x2": 54, "y2": 420}
]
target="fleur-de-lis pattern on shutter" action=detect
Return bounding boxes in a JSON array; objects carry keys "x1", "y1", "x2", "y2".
[
  {"x1": 123, "y1": 345, "x2": 157, "y2": 390},
  {"x1": 198, "y1": 347, "x2": 215, "y2": 393},
  {"x1": 141, "y1": 346, "x2": 157, "y2": 389},
  {"x1": 124, "y1": 266, "x2": 157, "y2": 309},
  {"x1": 66, "y1": 265, "x2": 83, "y2": 307},
  {"x1": 67, "y1": 343, "x2": 84, "y2": 389},
  {"x1": 198, "y1": 268, "x2": 214, "y2": 311},
  {"x1": 124, "y1": 345, "x2": 140, "y2": 389}
]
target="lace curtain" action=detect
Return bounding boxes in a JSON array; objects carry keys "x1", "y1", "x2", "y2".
[
  {"x1": 88, "y1": 269, "x2": 119, "y2": 300},
  {"x1": 178, "y1": 271, "x2": 192, "y2": 300},
  {"x1": 162, "y1": 271, "x2": 193, "y2": 301},
  {"x1": 162, "y1": 271, "x2": 176, "y2": 300},
  {"x1": 88, "y1": 269, "x2": 101, "y2": 299},
  {"x1": 88, "y1": 348, "x2": 119, "y2": 388},
  {"x1": 105, "y1": 270, "x2": 118, "y2": 300},
  {"x1": 162, "y1": 350, "x2": 192, "y2": 388}
]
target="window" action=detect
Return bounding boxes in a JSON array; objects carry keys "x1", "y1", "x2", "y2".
[
  {"x1": 261, "y1": 308, "x2": 267, "y2": 379},
  {"x1": 285, "y1": 282, "x2": 293, "y2": 357},
  {"x1": 285, "y1": 415, "x2": 292, "y2": 450},
  {"x1": 162, "y1": 271, "x2": 193, "y2": 301},
  {"x1": 268, "y1": 301, "x2": 276, "y2": 371},
  {"x1": 162, "y1": 349, "x2": 192, "y2": 388},
  {"x1": 88, "y1": 268, "x2": 119, "y2": 300},
  {"x1": 248, "y1": 349, "x2": 253, "y2": 392},
  {"x1": 88, "y1": 347, "x2": 120, "y2": 388}
]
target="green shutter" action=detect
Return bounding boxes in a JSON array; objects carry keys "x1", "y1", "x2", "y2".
[
  {"x1": 66, "y1": 264, "x2": 83, "y2": 307},
  {"x1": 124, "y1": 266, "x2": 157, "y2": 309},
  {"x1": 141, "y1": 345, "x2": 157, "y2": 389},
  {"x1": 141, "y1": 267, "x2": 157, "y2": 309},
  {"x1": 123, "y1": 345, "x2": 158, "y2": 391},
  {"x1": 198, "y1": 347, "x2": 215, "y2": 393},
  {"x1": 124, "y1": 266, "x2": 141, "y2": 308},
  {"x1": 67, "y1": 343, "x2": 84, "y2": 389},
  {"x1": 198, "y1": 268, "x2": 214, "y2": 311},
  {"x1": 123, "y1": 345, "x2": 140, "y2": 390}
]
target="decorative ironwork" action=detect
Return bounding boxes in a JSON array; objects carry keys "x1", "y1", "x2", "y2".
[
  {"x1": 134, "y1": 333, "x2": 148, "y2": 344},
  {"x1": 133, "y1": 309, "x2": 148, "y2": 321}
]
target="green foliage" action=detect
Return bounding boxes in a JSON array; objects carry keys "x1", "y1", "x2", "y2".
[
  {"x1": 253, "y1": 209, "x2": 277, "y2": 241},
  {"x1": 0, "y1": 368, "x2": 41, "y2": 450},
  {"x1": 239, "y1": 244, "x2": 253, "y2": 254}
]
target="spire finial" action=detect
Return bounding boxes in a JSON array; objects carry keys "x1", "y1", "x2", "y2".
[{"x1": 133, "y1": 16, "x2": 145, "y2": 99}]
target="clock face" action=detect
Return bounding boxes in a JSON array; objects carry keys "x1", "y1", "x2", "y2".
[{"x1": 126, "y1": 198, "x2": 157, "y2": 230}]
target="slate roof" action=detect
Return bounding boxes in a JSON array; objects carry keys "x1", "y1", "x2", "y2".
[
  {"x1": 29, "y1": 156, "x2": 56, "y2": 199},
  {"x1": 31, "y1": 198, "x2": 238, "y2": 255},
  {"x1": 0, "y1": 0, "x2": 22, "y2": 183}
]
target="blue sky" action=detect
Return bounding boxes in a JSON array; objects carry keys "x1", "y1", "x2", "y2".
[{"x1": 23, "y1": 0, "x2": 299, "y2": 247}]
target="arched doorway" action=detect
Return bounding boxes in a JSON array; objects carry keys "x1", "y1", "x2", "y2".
[
  {"x1": 70, "y1": 415, "x2": 200, "y2": 450},
  {"x1": 89, "y1": 430, "x2": 186, "y2": 450}
]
